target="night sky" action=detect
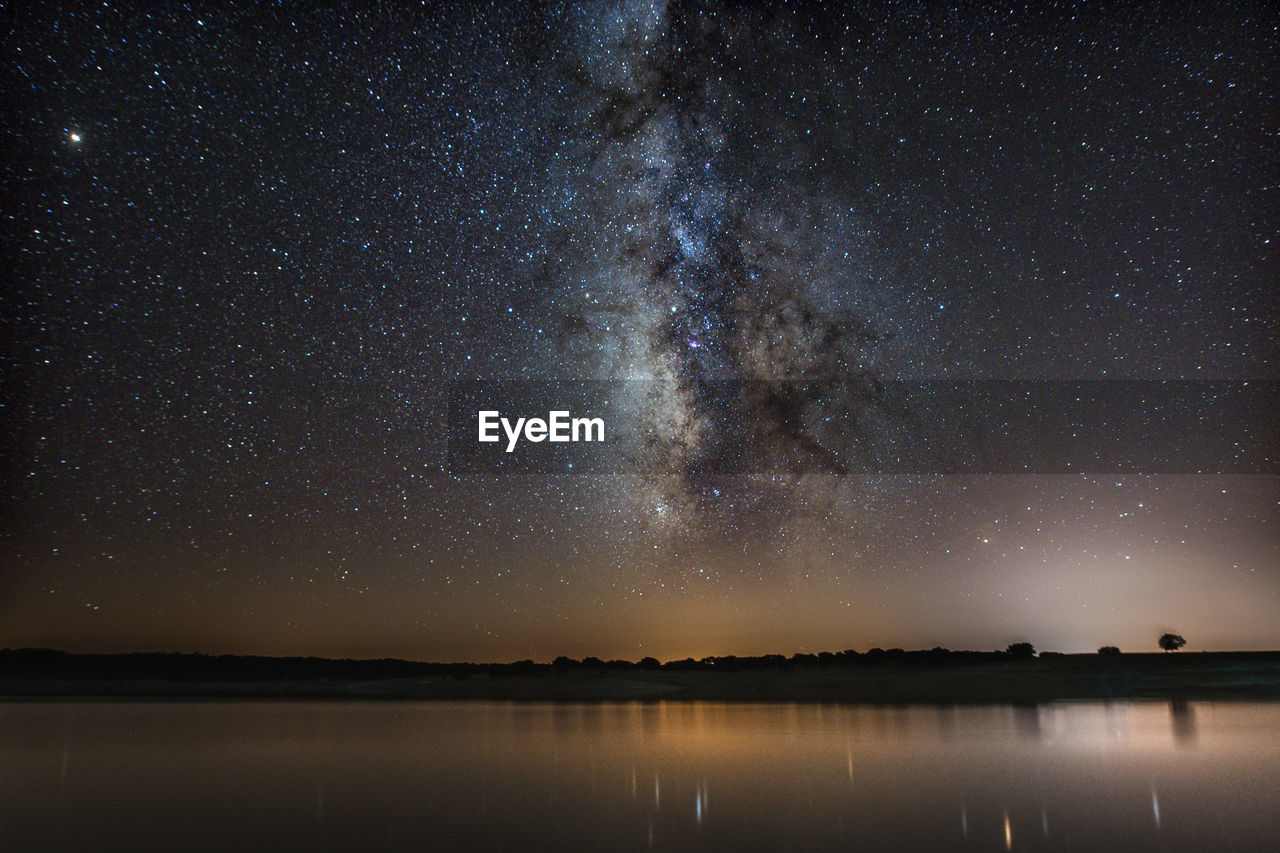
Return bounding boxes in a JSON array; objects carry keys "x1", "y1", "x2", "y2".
[{"x1": 3, "y1": 0, "x2": 1277, "y2": 661}]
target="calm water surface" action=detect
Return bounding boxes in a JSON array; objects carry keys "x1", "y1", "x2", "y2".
[{"x1": 2, "y1": 700, "x2": 1278, "y2": 851}]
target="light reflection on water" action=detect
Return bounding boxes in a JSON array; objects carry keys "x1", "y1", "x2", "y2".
[{"x1": 1, "y1": 700, "x2": 1278, "y2": 851}]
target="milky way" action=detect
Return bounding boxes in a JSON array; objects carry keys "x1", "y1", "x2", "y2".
[{"x1": 541, "y1": 2, "x2": 907, "y2": 527}]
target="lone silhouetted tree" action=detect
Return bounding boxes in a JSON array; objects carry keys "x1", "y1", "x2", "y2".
[
  {"x1": 1158, "y1": 633, "x2": 1186, "y2": 652},
  {"x1": 1006, "y1": 642, "x2": 1036, "y2": 659}
]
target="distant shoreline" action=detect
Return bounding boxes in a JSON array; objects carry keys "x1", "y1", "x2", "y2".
[{"x1": 4, "y1": 649, "x2": 1280, "y2": 703}]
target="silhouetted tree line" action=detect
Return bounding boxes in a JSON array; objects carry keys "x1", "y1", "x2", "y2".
[
  {"x1": 0, "y1": 644, "x2": 1060, "y2": 683},
  {"x1": 2, "y1": 641, "x2": 1243, "y2": 685}
]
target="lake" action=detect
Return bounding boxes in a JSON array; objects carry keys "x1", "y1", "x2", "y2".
[{"x1": 2, "y1": 700, "x2": 1277, "y2": 851}]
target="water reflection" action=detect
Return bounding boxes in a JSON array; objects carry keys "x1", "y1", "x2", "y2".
[
  {"x1": 0, "y1": 700, "x2": 1276, "y2": 851},
  {"x1": 1169, "y1": 698, "x2": 1198, "y2": 744},
  {"x1": 1012, "y1": 703, "x2": 1041, "y2": 739}
]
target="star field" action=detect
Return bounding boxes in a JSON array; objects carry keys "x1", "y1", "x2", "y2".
[{"x1": 2, "y1": 0, "x2": 1277, "y2": 660}]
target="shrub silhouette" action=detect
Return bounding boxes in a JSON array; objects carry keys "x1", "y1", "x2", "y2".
[
  {"x1": 1097, "y1": 646, "x2": 1121, "y2": 655},
  {"x1": 1158, "y1": 633, "x2": 1187, "y2": 652}
]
